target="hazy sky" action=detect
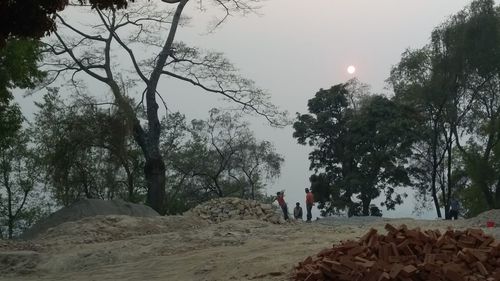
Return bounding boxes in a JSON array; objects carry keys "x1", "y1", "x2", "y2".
[
  {"x1": 17, "y1": 0, "x2": 483, "y2": 219},
  {"x1": 169, "y1": 0, "x2": 475, "y2": 219}
]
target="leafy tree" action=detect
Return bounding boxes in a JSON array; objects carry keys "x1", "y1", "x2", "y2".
[
  {"x1": 1, "y1": 0, "x2": 66, "y2": 45},
  {"x1": 163, "y1": 109, "x2": 283, "y2": 214},
  {"x1": 388, "y1": 47, "x2": 455, "y2": 218},
  {"x1": 348, "y1": 95, "x2": 417, "y2": 214},
  {"x1": 446, "y1": 0, "x2": 500, "y2": 212},
  {"x1": 236, "y1": 139, "x2": 283, "y2": 200},
  {"x1": 33, "y1": 89, "x2": 145, "y2": 205},
  {"x1": 1, "y1": 0, "x2": 134, "y2": 45},
  {"x1": 0, "y1": 128, "x2": 45, "y2": 239},
  {"x1": 0, "y1": 100, "x2": 48, "y2": 239},
  {"x1": 0, "y1": 38, "x2": 47, "y2": 239},
  {"x1": 44, "y1": 0, "x2": 285, "y2": 213},
  {"x1": 389, "y1": 0, "x2": 500, "y2": 217},
  {"x1": 294, "y1": 80, "x2": 418, "y2": 216},
  {"x1": 0, "y1": 38, "x2": 44, "y2": 103}
]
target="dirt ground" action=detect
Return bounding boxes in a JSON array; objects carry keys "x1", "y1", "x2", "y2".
[{"x1": 1, "y1": 215, "x2": 498, "y2": 281}]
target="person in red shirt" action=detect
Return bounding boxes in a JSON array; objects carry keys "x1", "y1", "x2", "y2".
[
  {"x1": 305, "y1": 188, "x2": 314, "y2": 222},
  {"x1": 276, "y1": 191, "x2": 289, "y2": 221}
]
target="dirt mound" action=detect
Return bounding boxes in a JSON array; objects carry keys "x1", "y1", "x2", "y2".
[
  {"x1": 187, "y1": 197, "x2": 286, "y2": 224},
  {"x1": 292, "y1": 224, "x2": 500, "y2": 280},
  {"x1": 33, "y1": 215, "x2": 208, "y2": 245},
  {"x1": 0, "y1": 251, "x2": 41, "y2": 276},
  {"x1": 468, "y1": 209, "x2": 500, "y2": 227},
  {"x1": 21, "y1": 199, "x2": 159, "y2": 240}
]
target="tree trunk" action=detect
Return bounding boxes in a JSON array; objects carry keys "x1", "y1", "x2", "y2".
[
  {"x1": 4, "y1": 167, "x2": 13, "y2": 239},
  {"x1": 122, "y1": 162, "x2": 135, "y2": 202},
  {"x1": 7, "y1": 192, "x2": 13, "y2": 239},
  {"x1": 444, "y1": 135, "x2": 452, "y2": 219},
  {"x1": 214, "y1": 179, "x2": 224, "y2": 197},
  {"x1": 140, "y1": 0, "x2": 188, "y2": 213},
  {"x1": 250, "y1": 180, "x2": 255, "y2": 200},
  {"x1": 431, "y1": 121, "x2": 442, "y2": 218},
  {"x1": 362, "y1": 199, "x2": 370, "y2": 216},
  {"x1": 480, "y1": 180, "x2": 495, "y2": 209},
  {"x1": 431, "y1": 170, "x2": 442, "y2": 218},
  {"x1": 127, "y1": 172, "x2": 135, "y2": 203},
  {"x1": 145, "y1": 157, "x2": 166, "y2": 214},
  {"x1": 494, "y1": 177, "x2": 500, "y2": 208},
  {"x1": 8, "y1": 217, "x2": 13, "y2": 239}
]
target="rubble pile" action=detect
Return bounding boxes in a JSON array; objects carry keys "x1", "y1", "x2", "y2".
[
  {"x1": 187, "y1": 197, "x2": 286, "y2": 224},
  {"x1": 293, "y1": 224, "x2": 500, "y2": 281},
  {"x1": 468, "y1": 209, "x2": 500, "y2": 227}
]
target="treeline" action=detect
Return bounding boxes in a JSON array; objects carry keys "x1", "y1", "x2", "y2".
[
  {"x1": 1, "y1": 0, "x2": 500, "y2": 237},
  {"x1": 295, "y1": 0, "x2": 500, "y2": 219},
  {"x1": 0, "y1": 89, "x2": 283, "y2": 238},
  {"x1": 1, "y1": 0, "x2": 285, "y2": 238}
]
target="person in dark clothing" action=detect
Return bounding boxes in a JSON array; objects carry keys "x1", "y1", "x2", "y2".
[
  {"x1": 449, "y1": 198, "x2": 460, "y2": 220},
  {"x1": 305, "y1": 188, "x2": 314, "y2": 222},
  {"x1": 276, "y1": 191, "x2": 289, "y2": 220},
  {"x1": 293, "y1": 202, "x2": 303, "y2": 220}
]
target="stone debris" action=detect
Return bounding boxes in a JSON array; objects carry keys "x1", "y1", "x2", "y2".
[
  {"x1": 468, "y1": 209, "x2": 500, "y2": 228},
  {"x1": 187, "y1": 197, "x2": 287, "y2": 224},
  {"x1": 292, "y1": 224, "x2": 500, "y2": 281}
]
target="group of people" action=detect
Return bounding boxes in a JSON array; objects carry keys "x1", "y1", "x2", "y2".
[
  {"x1": 275, "y1": 188, "x2": 314, "y2": 222},
  {"x1": 276, "y1": 189, "x2": 462, "y2": 222}
]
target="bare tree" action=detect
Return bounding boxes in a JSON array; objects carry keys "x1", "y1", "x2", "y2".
[{"x1": 43, "y1": 0, "x2": 286, "y2": 213}]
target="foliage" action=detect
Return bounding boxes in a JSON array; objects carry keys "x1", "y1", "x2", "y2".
[
  {"x1": 294, "y1": 79, "x2": 418, "y2": 216},
  {"x1": 0, "y1": 37, "x2": 47, "y2": 239},
  {"x1": 42, "y1": 0, "x2": 285, "y2": 213},
  {"x1": 388, "y1": 45, "x2": 454, "y2": 218},
  {"x1": 0, "y1": 112, "x2": 47, "y2": 238},
  {"x1": 389, "y1": 0, "x2": 500, "y2": 216},
  {"x1": 0, "y1": 38, "x2": 44, "y2": 102},
  {"x1": 0, "y1": 0, "x2": 263, "y2": 44},
  {"x1": 0, "y1": 0, "x2": 66, "y2": 45},
  {"x1": 163, "y1": 109, "x2": 283, "y2": 214},
  {"x1": 32, "y1": 89, "x2": 145, "y2": 206}
]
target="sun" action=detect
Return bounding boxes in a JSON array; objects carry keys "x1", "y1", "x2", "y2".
[{"x1": 347, "y1": 65, "x2": 356, "y2": 74}]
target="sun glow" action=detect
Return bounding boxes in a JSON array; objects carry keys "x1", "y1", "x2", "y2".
[{"x1": 347, "y1": 65, "x2": 356, "y2": 74}]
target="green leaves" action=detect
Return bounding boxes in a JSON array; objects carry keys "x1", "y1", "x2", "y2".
[
  {"x1": 294, "y1": 80, "x2": 417, "y2": 216},
  {"x1": 0, "y1": 38, "x2": 44, "y2": 102},
  {"x1": 162, "y1": 109, "x2": 283, "y2": 214},
  {"x1": 32, "y1": 89, "x2": 144, "y2": 205},
  {"x1": 388, "y1": 0, "x2": 500, "y2": 217}
]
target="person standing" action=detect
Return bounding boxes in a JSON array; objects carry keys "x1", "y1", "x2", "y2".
[
  {"x1": 293, "y1": 202, "x2": 303, "y2": 220},
  {"x1": 305, "y1": 188, "x2": 314, "y2": 222},
  {"x1": 276, "y1": 191, "x2": 289, "y2": 221},
  {"x1": 449, "y1": 198, "x2": 460, "y2": 220}
]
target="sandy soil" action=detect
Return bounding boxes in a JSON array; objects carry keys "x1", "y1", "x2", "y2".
[{"x1": 1, "y1": 215, "x2": 498, "y2": 281}]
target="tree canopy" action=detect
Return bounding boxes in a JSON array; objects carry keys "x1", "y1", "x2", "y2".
[
  {"x1": 41, "y1": 0, "x2": 283, "y2": 213},
  {"x1": 0, "y1": 0, "x2": 261, "y2": 45},
  {"x1": 388, "y1": 0, "x2": 500, "y2": 217},
  {"x1": 293, "y1": 79, "x2": 419, "y2": 216}
]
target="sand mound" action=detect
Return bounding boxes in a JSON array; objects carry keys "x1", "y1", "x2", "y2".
[
  {"x1": 187, "y1": 197, "x2": 286, "y2": 224},
  {"x1": 33, "y1": 215, "x2": 208, "y2": 244},
  {"x1": 2, "y1": 214, "x2": 494, "y2": 281},
  {"x1": 468, "y1": 209, "x2": 500, "y2": 227},
  {"x1": 21, "y1": 199, "x2": 159, "y2": 240},
  {"x1": 0, "y1": 251, "x2": 40, "y2": 276}
]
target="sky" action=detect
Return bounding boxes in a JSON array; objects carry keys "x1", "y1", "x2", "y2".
[
  {"x1": 168, "y1": 0, "x2": 475, "y2": 219},
  {"x1": 16, "y1": 0, "x2": 482, "y2": 219}
]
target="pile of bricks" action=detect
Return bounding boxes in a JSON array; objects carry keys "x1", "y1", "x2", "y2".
[
  {"x1": 187, "y1": 197, "x2": 286, "y2": 224},
  {"x1": 292, "y1": 224, "x2": 500, "y2": 281}
]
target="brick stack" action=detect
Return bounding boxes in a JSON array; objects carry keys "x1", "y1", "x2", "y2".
[
  {"x1": 187, "y1": 197, "x2": 286, "y2": 224},
  {"x1": 292, "y1": 224, "x2": 500, "y2": 281}
]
